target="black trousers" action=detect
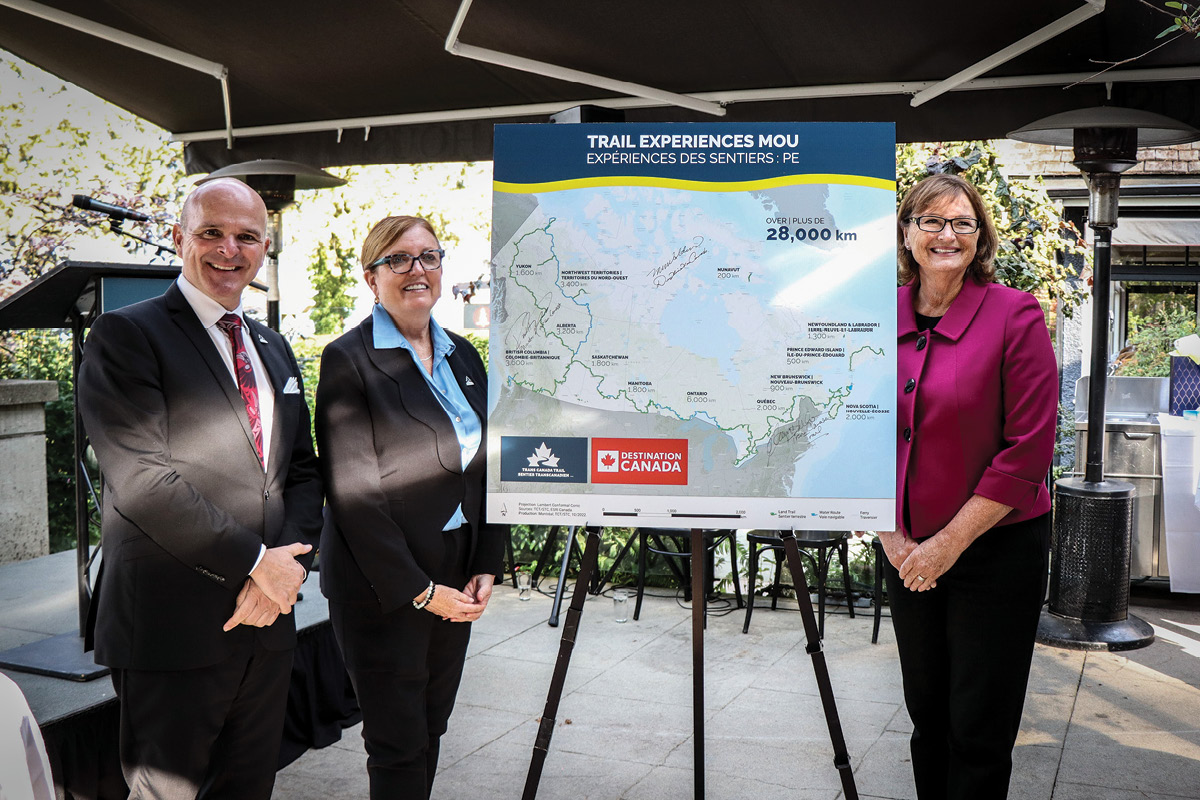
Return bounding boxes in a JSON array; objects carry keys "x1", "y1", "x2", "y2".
[
  {"x1": 330, "y1": 525, "x2": 473, "y2": 800},
  {"x1": 110, "y1": 637, "x2": 292, "y2": 800},
  {"x1": 883, "y1": 513, "x2": 1048, "y2": 800}
]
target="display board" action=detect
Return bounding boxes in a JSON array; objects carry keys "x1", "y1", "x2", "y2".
[{"x1": 487, "y1": 122, "x2": 896, "y2": 531}]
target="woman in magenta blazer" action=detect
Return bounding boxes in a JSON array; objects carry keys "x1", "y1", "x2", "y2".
[{"x1": 885, "y1": 174, "x2": 1057, "y2": 800}]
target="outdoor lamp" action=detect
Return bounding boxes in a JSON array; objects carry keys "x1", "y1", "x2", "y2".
[
  {"x1": 197, "y1": 159, "x2": 346, "y2": 330},
  {"x1": 1009, "y1": 106, "x2": 1200, "y2": 651}
]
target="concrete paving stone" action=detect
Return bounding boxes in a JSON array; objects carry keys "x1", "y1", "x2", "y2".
[
  {"x1": 274, "y1": 735, "x2": 372, "y2": 799},
  {"x1": 481, "y1": 598, "x2": 685, "y2": 671},
  {"x1": 0, "y1": 551, "x2": 79, "y2": 637},
  {"x1": 435, "y1": 736, "x2": 655, "y2": 800},
  {"x1": 1055, "y1": 729, "x2": 1200, "y2": 797},
  {"x1": 0, "y1": 627, "x2": 51, "y2": 652},
  {"x1": 624, "y1": 763, "x2": 841, "y2": 800},
  {"x1": 577, "y1": 649, "x2": 760, "y2": 711},
  {"x1": 1050, "y1": 781, "x2": 1199, "y2": 800},
  {"x1": 850, "y1": 730, "x2": 916, "y2": 800},
  {"x1": 439, "y1": 701, "x2": 533, "y2": 769},
  {"x1": 883, "y1": 702, "x2": 913, "y2": 735},
  {"x1": 699, "y1": 685, "x2": 898, "y2": 766},
  {"x1": 750, "y1": 635, "x2": 906, "y2": 707},
  {"x1": 1069, "y1": 651, "x2": 1200, "y2": 738},
  {"x1": 453, "y1": 652, "x2": 603, "y2": 716},
  {"x1": 1007, "y1": 741, "x2": 1061, "y2": 800},
  {"x1": 465, "y1": 629, "x2": 509, "y2": 658},
  {"x1": 528, "y1": 693, "x2": 693, "y2": 766},
  {"x1": 1018, "y1": 647, "x2": 1085, "y2": 747}
]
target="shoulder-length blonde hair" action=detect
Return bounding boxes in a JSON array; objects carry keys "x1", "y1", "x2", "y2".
[
  {"x1": 360, "y1": 215, "x2": 439, "y2": 271},
  {"x1": 897, "y1": 174, "x2": 998, "y2": 285}
]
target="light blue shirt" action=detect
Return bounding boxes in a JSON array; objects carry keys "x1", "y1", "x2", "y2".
[{"x1": 372, "y1": 304, "x2": 481, "y2": 531}]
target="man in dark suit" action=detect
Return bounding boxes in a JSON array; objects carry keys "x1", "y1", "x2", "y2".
[{"x1": 77, "y1": 178, "x2": 323, "y2": 799}]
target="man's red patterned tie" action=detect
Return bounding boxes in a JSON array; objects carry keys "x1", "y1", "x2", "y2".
[{"x1": 216, "y1": 313, "x2": 264, "y2": 465}]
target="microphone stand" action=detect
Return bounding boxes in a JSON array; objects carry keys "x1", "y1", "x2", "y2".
[{"x1": 105, "y1": 219, "x2": 175, "y2": 259}]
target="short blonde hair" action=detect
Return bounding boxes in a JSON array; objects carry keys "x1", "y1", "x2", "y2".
[
  {"x1": 897, "y1": 174, "x2": 997, "y2": 285},
  {"x1": 360, "y1": 216, "x2": 439, "y2": 271}
]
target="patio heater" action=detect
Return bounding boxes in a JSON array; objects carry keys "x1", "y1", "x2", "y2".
[
  {"x1": 1009, "y1": 107, "x2": 1200, "y2": 650},
  {"x1": 197, "y1": 159, "x2": 345, "y2": 330}
]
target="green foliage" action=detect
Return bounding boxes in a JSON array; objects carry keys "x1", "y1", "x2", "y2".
[
  {"x1": 896, "y1": 141, "x2": 1089, "y2": 315},
  {"x1": 463, "y1": 331, "x2": 489, "y2": 366},
  {"x1": 290, "y1": 336, "x2": 326, "y2": 446},
  {"x1": 0, "y1": 329, "x2": 90, "y2": 551},
  {"x1": 307, "y1": 233, "x2": 357, "y2": 335},
  {"x1": 508, "y1": 526, "x2": 680, "y2": 589},
  {"x1": 1114, "y1": 305, "x2": 1197, "y2": 377},
  {"x1": 0, "y1": 55, "x2": 185, "y2": 289},
  {"x1": 1158, "y1": 1, "x2": 1200, "y2": 37}
]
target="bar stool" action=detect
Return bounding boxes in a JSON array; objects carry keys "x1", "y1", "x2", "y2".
[
  {"x1": 741, "y1": 529, "x2": 854, "y2": 638},
  {"x1": 633, "y1": 528, "x2": 743, "y2": 621}
]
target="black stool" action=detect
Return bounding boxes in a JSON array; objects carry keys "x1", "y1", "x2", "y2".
[
  {"x1": 633, "y1": 528, "x2": 743, "y2": 621},
  {"x1": 741, "y1": 529, "x2": 854, "y2": 638}
]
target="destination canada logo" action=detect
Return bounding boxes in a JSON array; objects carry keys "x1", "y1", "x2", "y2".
[
  {"x1": 591, "y1": 438, "x2": 688, "y2": 486},
  {"x1": 500, "y1": 436, "x2": 588, "y2": 483}
]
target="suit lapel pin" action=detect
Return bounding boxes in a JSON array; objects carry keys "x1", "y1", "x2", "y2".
[
  {"x1": 464, "y1": 376, "x2": 475, "y2": 386},
  {"x1": 258, "y1": 334, "x2": 268, "y2": 344}
]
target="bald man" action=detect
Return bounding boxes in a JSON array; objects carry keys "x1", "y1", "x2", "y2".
[{"x1": 78, "y1": 178, "x2": 323, "y2": 799}]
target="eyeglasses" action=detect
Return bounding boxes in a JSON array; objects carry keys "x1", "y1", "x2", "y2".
[
  {"x1": 369, "y1": 248, "x2": 445, "y2": 274},
  {"x1": 907, "y1": 215, "x2": 980, "y2": 234}
]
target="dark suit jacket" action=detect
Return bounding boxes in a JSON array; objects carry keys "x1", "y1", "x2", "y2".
[
  {"x1": 315, "y1": 316, "x2": 504, "y2": 613},
  {"x1": 77, "y1": 283, "x2": 323, "y2": 671}
]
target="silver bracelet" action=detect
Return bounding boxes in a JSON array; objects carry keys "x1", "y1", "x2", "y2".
[{"x1": 413, "y1": 581, "x2": 436, "y2": 610}]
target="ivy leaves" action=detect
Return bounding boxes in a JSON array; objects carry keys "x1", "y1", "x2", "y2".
[{"x1": 897, "y1": 141, "x2": 1090, "y2": 315}]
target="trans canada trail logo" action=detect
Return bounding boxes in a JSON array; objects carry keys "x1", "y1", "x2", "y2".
[
  {"x1": 500, "y1": 436, "x2": 588, "y2": 483},
  {"x1": 591, "y1": 438, "x2": 688, "y2": 485}
]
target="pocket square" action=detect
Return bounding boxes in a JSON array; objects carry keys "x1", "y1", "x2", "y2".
[{"x1": 283, "y1": 376, "x2": 300, "y2": 394}]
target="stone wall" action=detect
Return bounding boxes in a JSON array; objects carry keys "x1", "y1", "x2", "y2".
[
  {"x1": 0, "y1": 380, "x2": 59, "y2": 564},
  {"x1": 996, "y1": 140, "x2": 1200, "y2": 176}
]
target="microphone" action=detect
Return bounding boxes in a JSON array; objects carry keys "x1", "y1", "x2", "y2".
[{"x1": 72, "y1": 195, "x2": 150, "y2": 223}]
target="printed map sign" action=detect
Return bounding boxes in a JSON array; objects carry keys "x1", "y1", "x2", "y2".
[{"x1": 487, "y1": 123, "x2": 896, "y2": 530}]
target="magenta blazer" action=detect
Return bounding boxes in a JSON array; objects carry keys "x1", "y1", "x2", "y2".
[{"x1": 897, "y1": 277, "x2": 1057, "y2": 539}]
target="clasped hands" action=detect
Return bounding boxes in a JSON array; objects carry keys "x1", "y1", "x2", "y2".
[
  {"x1": 223, "y1": 542, "x2": 312, "y2": 631},
  {"x1": 415, "y1": 574, "x2": 495, "y2": 623},
  {"x1": 877, "y1": 529, "x2": 964, "y2": 593}
]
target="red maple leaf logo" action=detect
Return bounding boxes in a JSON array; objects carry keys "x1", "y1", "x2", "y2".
[{"x1": 601, "y1": 453, "x2": 616, "y2": 467}]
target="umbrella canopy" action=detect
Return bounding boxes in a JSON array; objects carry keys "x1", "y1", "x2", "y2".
[{"x1": 0, "y1": 0, "x2": 1197, "y2": 170}]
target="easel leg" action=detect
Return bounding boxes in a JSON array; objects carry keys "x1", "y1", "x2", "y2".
[
  {"x1": 690, "y1": 527, "x2": 705, "y2": 800},
  {"x1": 532, "y1": 525, "x2": 562, "y2": 586},
  {"x1": 548, "y1": 526, "x2": 576, "y2": 628},
  {"x1": 779, "y1": 529, "x2": 859, "y2": 800},
  {"x1": 523, "y1": 526, "x2": 602, "y2": 800}
]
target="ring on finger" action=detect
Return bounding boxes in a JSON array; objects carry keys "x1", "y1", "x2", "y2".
[{"x1": 916, "y1": 575, "x2": 926, "y2": 582}]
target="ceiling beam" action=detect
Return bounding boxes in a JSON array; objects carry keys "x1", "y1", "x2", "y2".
[
  {"x1": 170, "y1": 64, "x2": 1200, "y2": 144},
  {"x1": 910, "y1": 0, "x2": 1106, "y2": 107},
  {"x1": 443, "y1": 0, "x2": 726, "y2": 118}
]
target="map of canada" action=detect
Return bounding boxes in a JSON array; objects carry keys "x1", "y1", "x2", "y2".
[{"x1": 489, "y1": 180, "x2": 896, "y2": 502}]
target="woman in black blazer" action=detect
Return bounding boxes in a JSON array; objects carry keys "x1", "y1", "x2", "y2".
[{"x1": 316, "y1": 215, "x2": 504, "y2": 799}]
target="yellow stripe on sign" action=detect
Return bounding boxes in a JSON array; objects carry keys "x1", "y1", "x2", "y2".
[{"x1": 493, "y1": 174, "x2": 896, "y2": 194}]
